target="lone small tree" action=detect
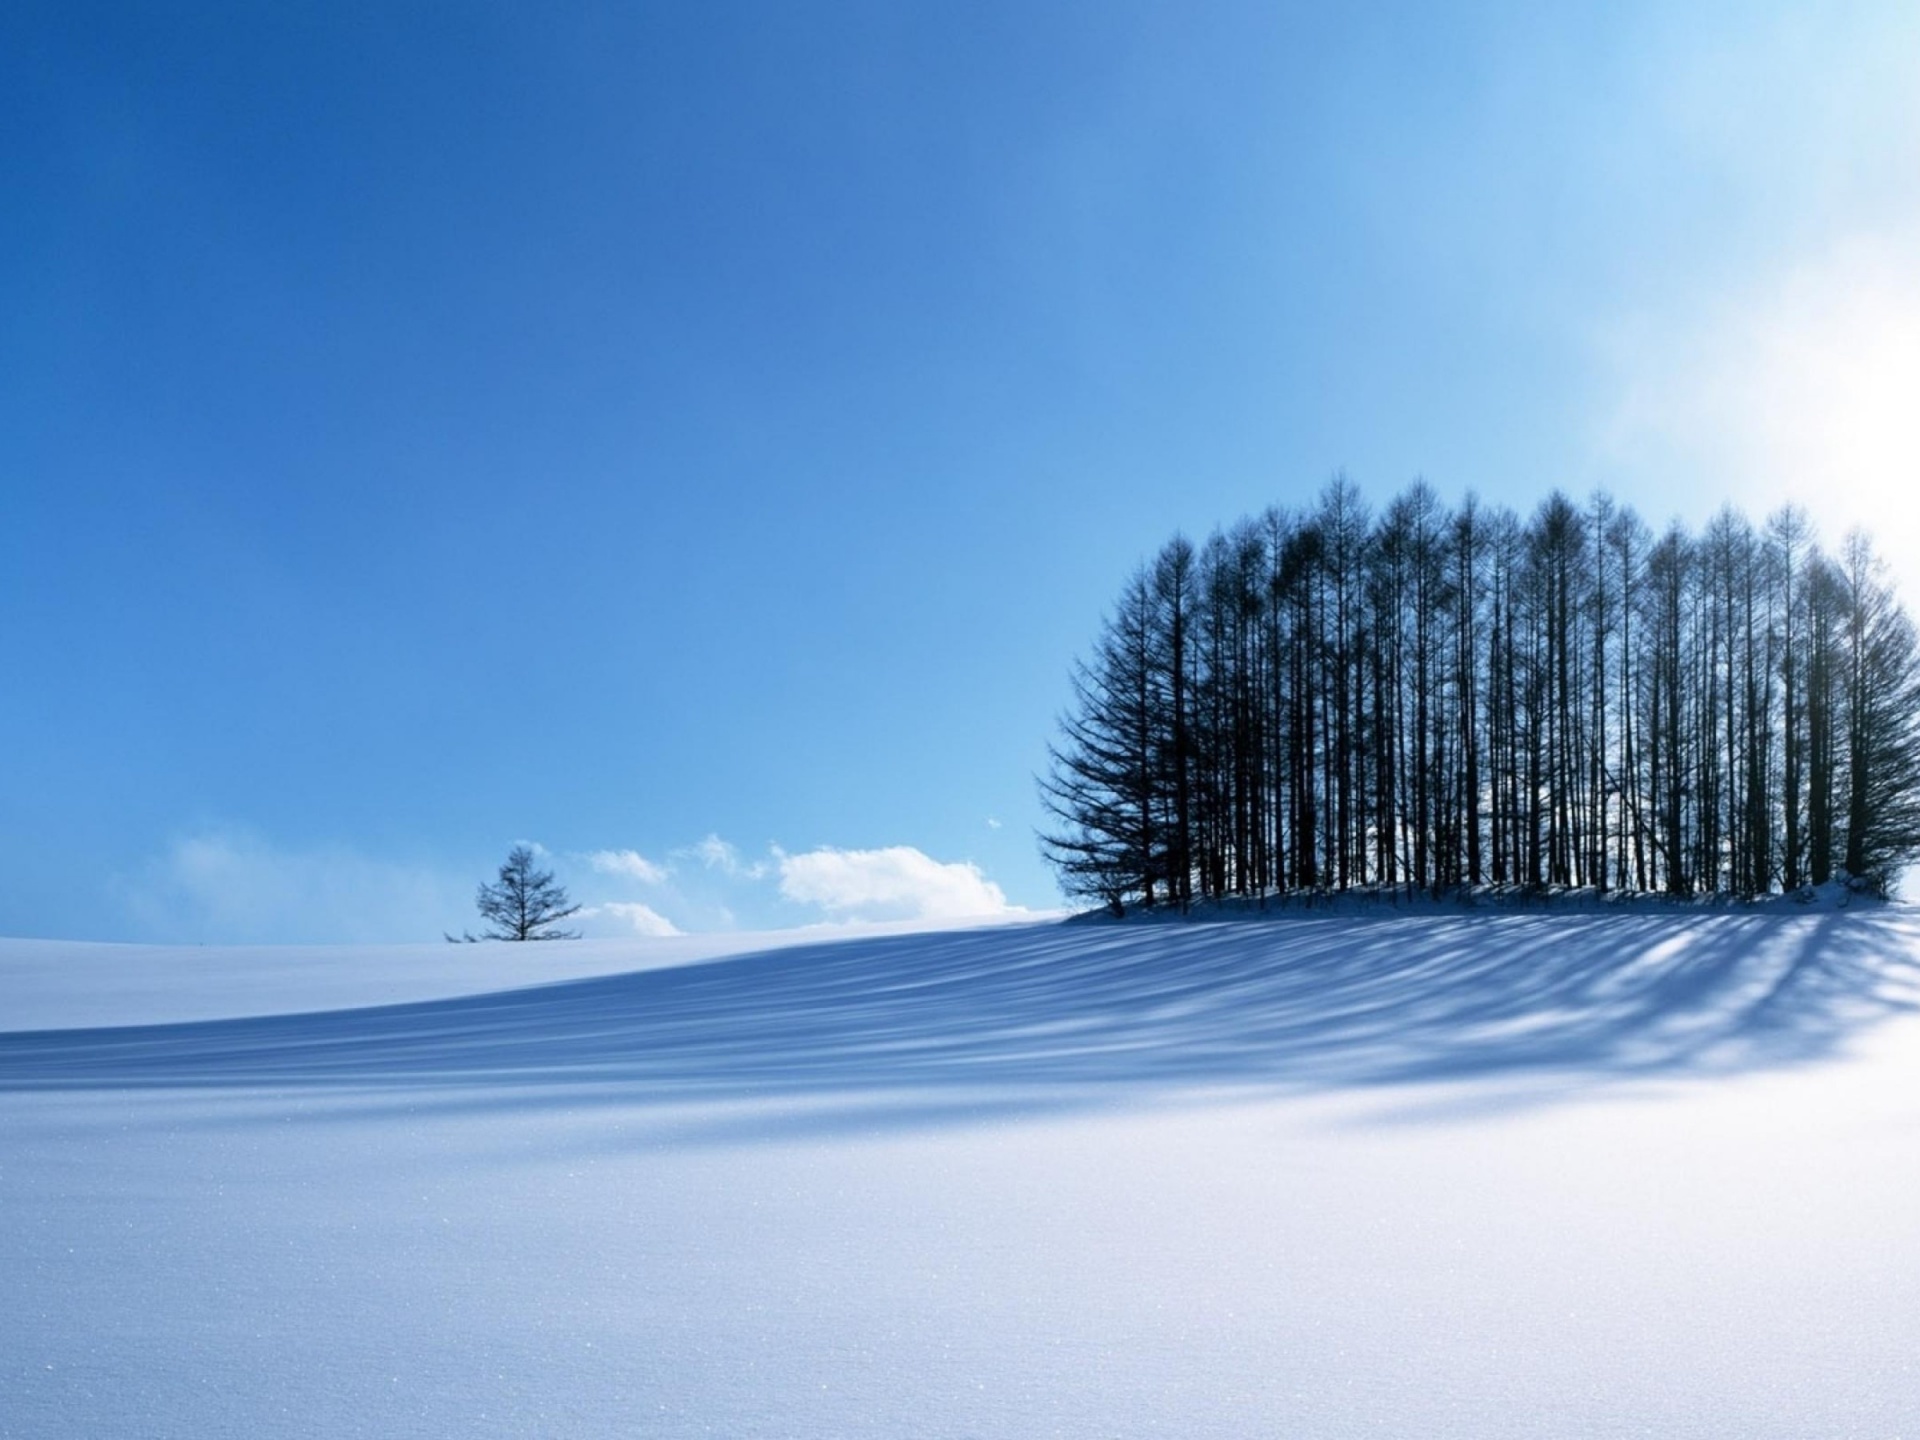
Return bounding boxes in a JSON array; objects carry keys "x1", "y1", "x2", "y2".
[{"x1": 456, "y1": 845, "x2": 582, "y2": 941}]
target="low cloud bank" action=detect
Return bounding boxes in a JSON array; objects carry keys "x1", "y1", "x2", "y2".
[
  {"x1": 590, "y1": 900, "x2": 681, "y2": 937},
  {"x1": 586, "y1": 849, "x2": 669, "y2": 885},
  {"x1": 776, "y1": 845, "x2": 1014, "y2": 922},
  {"x1": 121, "y1": 831, "x2": 469, "y2": 945},
  {"x1": 121, "y1": 829, "x2": 1026, "y2": 944},
  {"x1": 574, "y1": 836, "x2": 1027, "y2": 932}
]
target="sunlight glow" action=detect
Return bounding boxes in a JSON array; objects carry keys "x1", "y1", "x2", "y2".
[{"x1": 1607, "y1": 227, "x2": 1920, "y2": 592}]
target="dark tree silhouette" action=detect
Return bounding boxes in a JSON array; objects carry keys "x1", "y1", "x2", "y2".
[
  {"x1": 1839, "y1": 532, "x2": 1920, "y2": 886},
  {"x1": 1040, "y1": 567, "x2": 1165, "y2": 912},
  {"x1": 456, "y1": 845, "x2": 582, "y2": 941},
  {"x1": 1042, "y1": 482, "x2": 1920, "y2": 909}
]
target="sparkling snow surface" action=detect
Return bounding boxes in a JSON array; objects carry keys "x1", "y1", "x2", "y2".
[{"x1": 5, "y1": 910, "x2": 1920, "y2": 1437}]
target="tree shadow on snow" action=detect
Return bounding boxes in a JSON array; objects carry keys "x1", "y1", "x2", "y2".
[{"x1": 3, "y1": 910, "x2": 1917, "y2": 1139}]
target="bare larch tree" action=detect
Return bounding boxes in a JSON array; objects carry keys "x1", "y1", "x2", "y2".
[{"x1": 452, "y1": 845, "x2": 582, "y2": 941}]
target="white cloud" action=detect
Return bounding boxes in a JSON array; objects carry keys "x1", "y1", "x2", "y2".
[
  {"x1": 776, "y1": 845, "x2": 1017, "y2": 923},
  {"x1": 121, "y1": 830, "x2": 469, "y2": 944},
  {"x1": 120, "y1": 829, "x2": 1022, "y2": 944},
  {"x1": 586, "y1": 848, "x2": 669, "y2": 885},
  {"x1": 592, "y1": 901, "x2": 681, "y2": 937},
  {"x1": 683, "y1": 833, "x2": 769, "y2": 880}
]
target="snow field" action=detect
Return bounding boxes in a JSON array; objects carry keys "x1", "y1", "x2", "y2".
[{"x1": 4, "y1": 910, "x2": 1919, "y2": 1437}]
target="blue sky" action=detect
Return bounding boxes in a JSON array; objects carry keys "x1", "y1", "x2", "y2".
[{"x1": 7, "y1": 2, "x2": 1920, "y2": 941}]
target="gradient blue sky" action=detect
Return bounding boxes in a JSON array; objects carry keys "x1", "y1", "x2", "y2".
[{"x1": 8, "y1": 2, "x2": 1920, "y2": 941}]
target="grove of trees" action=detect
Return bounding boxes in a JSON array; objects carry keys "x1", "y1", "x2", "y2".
[{"x1": 1042, "y1": 479, "x2": 1920, "y2": 911}]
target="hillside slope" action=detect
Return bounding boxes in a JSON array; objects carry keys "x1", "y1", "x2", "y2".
[{"x1": 4, "y1": 911, "x2": 1919, "y2": 1437}]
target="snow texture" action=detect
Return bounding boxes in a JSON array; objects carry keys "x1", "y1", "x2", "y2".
[{"x1": 5, "y1": 909, "x2": 1920, "y2": 1437}]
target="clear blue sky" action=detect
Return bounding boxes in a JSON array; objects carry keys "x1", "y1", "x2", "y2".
[{"x1": 7, "y1": 1, "x2": 1920, "y2": 941}]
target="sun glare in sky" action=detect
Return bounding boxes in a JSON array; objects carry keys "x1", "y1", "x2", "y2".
[
  {"x1": 1607, "y1": 228, "x2": 1920, "y2": 593},
  {"x1": 1590, "y1": 7, "x2": 1920, "y2": 591}
]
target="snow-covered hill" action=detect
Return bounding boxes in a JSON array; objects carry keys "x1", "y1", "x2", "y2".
[{"x1": 5, "y1": 910, "x2": 1919, "y2": 1437}]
